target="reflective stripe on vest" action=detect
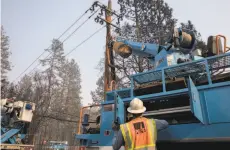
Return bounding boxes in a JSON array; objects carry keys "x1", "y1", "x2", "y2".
[{"x1": 120, "y1": 117, "x2": 157, "y2": 150}]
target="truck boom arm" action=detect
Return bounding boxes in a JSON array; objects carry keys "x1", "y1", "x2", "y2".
[
  {"x1": 112, "y1": 40, "x2": 163, "y2": 59},
  {"x1": 110, "y1": 28, "x2": 196, "y2": 60}
]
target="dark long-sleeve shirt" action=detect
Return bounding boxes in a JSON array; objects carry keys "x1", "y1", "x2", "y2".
[{"x1": 112, "y1": 119, "x2": 169, "y2": 150}]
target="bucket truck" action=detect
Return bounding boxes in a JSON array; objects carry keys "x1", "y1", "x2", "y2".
[
  {"x1": 75, "y1": 27, "x2": 230, "y2": 150},
  {"x1": 1, "y1": 98, "x2": 36, "y2": 150}
]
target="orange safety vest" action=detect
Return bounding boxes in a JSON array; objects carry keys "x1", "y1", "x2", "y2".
[{"x1": 120, "y1": 117, "x2": 157, "y2": 150}]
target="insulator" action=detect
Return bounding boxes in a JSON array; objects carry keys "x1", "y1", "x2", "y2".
[
  {"x1": 95, "y1": 17, "x2": 99, "y2": 23},
  {"x1": 100, "y1": 20, "x2": 104, "y2": 25},
  {"x1": 94, "y1": 1, "x2": 98, "y2": 7},
  {"x1": 90, "y1": 6, "x2": 95, "y2": 12},
  {"x1": 99, "y1": 9, "x2": 103, "y2": 16}
]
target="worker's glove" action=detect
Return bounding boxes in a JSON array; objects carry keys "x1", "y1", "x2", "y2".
[{"x1": 112, "y1": 122, "x2": 120, "y2": 131}]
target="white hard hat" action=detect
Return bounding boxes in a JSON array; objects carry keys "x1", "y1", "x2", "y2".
[{"x1": 127, "y1": 98, "x2": 146, "y2": 114}]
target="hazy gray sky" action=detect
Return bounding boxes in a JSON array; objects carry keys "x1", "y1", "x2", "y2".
[{"x1": 2, "y1": 0, "x2": 230, "y2": 105}]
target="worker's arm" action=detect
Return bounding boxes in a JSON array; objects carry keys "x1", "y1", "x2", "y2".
[
  {"x1": 112, "y1": 130, "x2": 124, "y2": 150},
  {"x1": 154, "y1": 119, "x2": 169, "y2": 130}
]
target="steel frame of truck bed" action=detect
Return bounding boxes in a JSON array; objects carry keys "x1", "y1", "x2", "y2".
[{"x1": 76, "y1": 52, "x2": 230, "y2": 147}]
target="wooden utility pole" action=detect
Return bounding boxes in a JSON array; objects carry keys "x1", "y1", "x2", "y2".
[{"x1": 104, "y1": 0, "x2": 112, "y2": 100}]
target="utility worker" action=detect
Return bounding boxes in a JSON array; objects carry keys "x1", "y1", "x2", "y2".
[{"x1": 112, "y1": 98, "x2": 169, "y2": 150}]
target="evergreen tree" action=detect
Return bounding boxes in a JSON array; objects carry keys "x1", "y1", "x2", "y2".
[
  {"x1": 1, "y1": 26, "x2": 12, "y2": 98},
  {"x1": 90, "y1": 75, "x2": 104, "y2": 104},
  {"x1": 114, "y1": 0, "x2": 177, "y2": 86},
  {"x1": 59, "y1": 58, "x2": 82, "y2": 114},
  {"x1": 16, "y1": 75, "x2": 33, "y2": 101},
  {"x1": 58, "y1": 59, "x2": 82, "y2": 145},
  {"x1": 39, "y1": 39, "x2": 65, "y2": 112},
  {"x1": 1, "y1": 26, "x2": 11, "y2": 79},
  {"x1": 118, "y1": 0, "x2": 177, "y2": 43}
]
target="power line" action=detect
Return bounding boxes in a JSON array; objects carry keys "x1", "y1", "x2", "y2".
[
  {"x1": 39, "y1": 113, "x2": 96, "y2": 123},
  {"x1": 61, "y1": 8, "x2": 99, "y2": 44},
  {"x1": 52, "y1": 109, "x2": 100, "y2": 119},
  {"x1": 14, "y1": 7, "x2": 120, "y2": 82},
  {"x1": 57, "y1": 9, "x2": 90, "y2": 40},
  {"x1": 42, "y1": 115, "x2": 96, "y2": 123},
  {"x1": 12, "y1": 7, "x2": 92, "y2": 83},
  {"x1": 16, "y1": 9, "x2": 100, "y2": 79},
  {"x1": 40, "y1": 115, "x2": 79, "y2": 123},
  {"x1": 27, "y1": 53, "x2": 52, "y2": 76},
  {"x1": 65, "y1": 25, "x2": 106, "y2": 56},
  {"x1": 52, "y1": 110, "x2": 80, "y2": 118},
  {"x1": 26, "y1": 13, "x2": 105, "y2": 77},
  {"x1": 65, "y1": 18, "x2": 117, "y2": 56}
]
